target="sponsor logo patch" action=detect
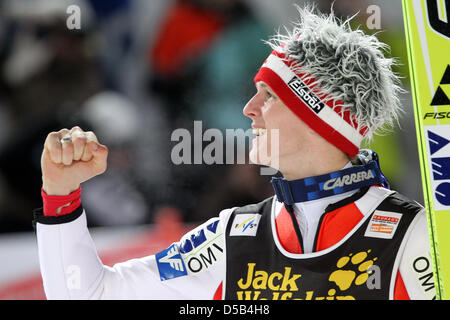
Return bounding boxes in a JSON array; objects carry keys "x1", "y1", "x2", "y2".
[
  {"x1": 364, "y1": 210, "x2": 402, "y2": 239},
  {"x1": 229, "y1": 214, "x2": 262, "y2": 237},
  {"x1": 287, "y1": 76, "x2": 325, "y2": 114},
  {"x1": 180, "y1": 219, "x2": 224, "y2": 274},
  {"x1": 322, "y1": 169, "x2": 375, "y2": 190},
  {"x1": 156, "y1": 244, "x2": 188, "y2": 281}
]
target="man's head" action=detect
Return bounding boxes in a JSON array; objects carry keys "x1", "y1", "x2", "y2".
[{"x1": 244, "y1": 5, "x2": 403, "y2": 179}]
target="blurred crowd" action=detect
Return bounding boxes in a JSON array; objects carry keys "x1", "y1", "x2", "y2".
[{"x1": 0, "y1": 0, "x2": 422, "y2": 233}]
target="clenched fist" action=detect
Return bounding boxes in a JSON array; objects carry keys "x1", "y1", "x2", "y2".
[{"x1": 41, "y1": 126, "x2": 108, "y2": 196}]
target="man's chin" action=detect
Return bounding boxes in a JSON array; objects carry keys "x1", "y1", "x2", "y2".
[{"x1": 249, "y1": 149, "x2": 273, "y2": 167}]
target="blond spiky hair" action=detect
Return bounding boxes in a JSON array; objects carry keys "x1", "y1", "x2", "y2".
[{"x1": 265, "y1": 5, "x2": 404, "y2": 140}]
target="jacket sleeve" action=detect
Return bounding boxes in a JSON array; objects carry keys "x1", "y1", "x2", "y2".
[
  {"x1": 35, "y1": 205, "x2": 233, "y2": 300},
  {"x1": 397, "y1": 209, "x2": 436, "y2": 300}
]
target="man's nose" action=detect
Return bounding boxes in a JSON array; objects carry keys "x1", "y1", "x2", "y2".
[{"x1": 243, "y1": 93, "x2": 262, "y2": 119}]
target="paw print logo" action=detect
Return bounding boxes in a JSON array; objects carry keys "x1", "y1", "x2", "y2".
[{"x1": 328, "y1": 250, "x2": 377, "y2": 291}]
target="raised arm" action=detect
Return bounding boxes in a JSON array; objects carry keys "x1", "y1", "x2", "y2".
[{"x1": 36, "y1": 126, "x2": 228, "y2": 299}]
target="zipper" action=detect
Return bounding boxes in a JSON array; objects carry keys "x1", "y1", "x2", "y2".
[{"x1": 284, "y1": 204, "x2": 304, "y2": 253}]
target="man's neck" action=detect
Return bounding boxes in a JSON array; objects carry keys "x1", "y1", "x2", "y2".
[{"x1": 280, "y1": 156, "x2": 351, "y2": 181}]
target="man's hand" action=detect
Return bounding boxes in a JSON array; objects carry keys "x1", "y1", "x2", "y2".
[{"x1": 41, "y1": 126, "x2": 108, "y2": 196}]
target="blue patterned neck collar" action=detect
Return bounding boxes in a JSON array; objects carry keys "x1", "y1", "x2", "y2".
[{"x1": 271, "y1": 150, "x2": 389, "y2": 205}]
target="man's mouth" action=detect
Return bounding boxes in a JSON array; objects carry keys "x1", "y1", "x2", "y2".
[{"x1": 252, "y1": 128, "x2": 267, "y2": 136}]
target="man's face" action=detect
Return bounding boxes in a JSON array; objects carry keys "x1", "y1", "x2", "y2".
[{"x1": 243, "y1": 81, "x2": 314, "y2": 170}]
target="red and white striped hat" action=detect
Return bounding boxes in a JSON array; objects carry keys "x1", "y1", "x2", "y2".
[{"x1": 254, "y1": 50, "x2": 368, "y2": 157}]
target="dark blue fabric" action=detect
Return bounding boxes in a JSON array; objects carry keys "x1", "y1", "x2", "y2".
[{"x1": 271, "y1": 160, "x2": 389, "y2": 205}]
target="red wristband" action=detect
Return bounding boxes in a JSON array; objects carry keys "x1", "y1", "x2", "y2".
[{"x1": 41, "y1": 187, "x2": 82, "y2": 217}]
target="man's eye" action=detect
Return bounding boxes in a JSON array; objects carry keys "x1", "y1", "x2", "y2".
[{"x1": 266, "y1": 92, "x2": 274, "y2": 100}]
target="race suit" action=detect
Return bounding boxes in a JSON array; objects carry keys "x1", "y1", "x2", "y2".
[{"x1": 34, "y1": 185, "x2": 435, "y2": 300}]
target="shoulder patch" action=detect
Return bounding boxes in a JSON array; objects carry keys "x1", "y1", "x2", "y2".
[
  {"x1": 229, "y1": 214, "x2": 262, "y2": 236},
  {"x1": 180, "y1": 218, "x2": 224, "y2": 275},
  {"x1": 156, "y1": 218, "x2": 225, "y2": 280},
  {"x1": 364, "y1": 210, "x2": 402, "y2": 239},
  {"x1": 156, "y1": 244, "x2": 188, "y2": 281}
]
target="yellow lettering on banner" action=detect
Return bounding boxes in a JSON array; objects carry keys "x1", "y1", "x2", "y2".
[
  {"x1": 236, "y1": 289, "x2": 357, "y2": 300},
  {"x1": 237, "y1": 263, "x2": 302, "y2": 291}
]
